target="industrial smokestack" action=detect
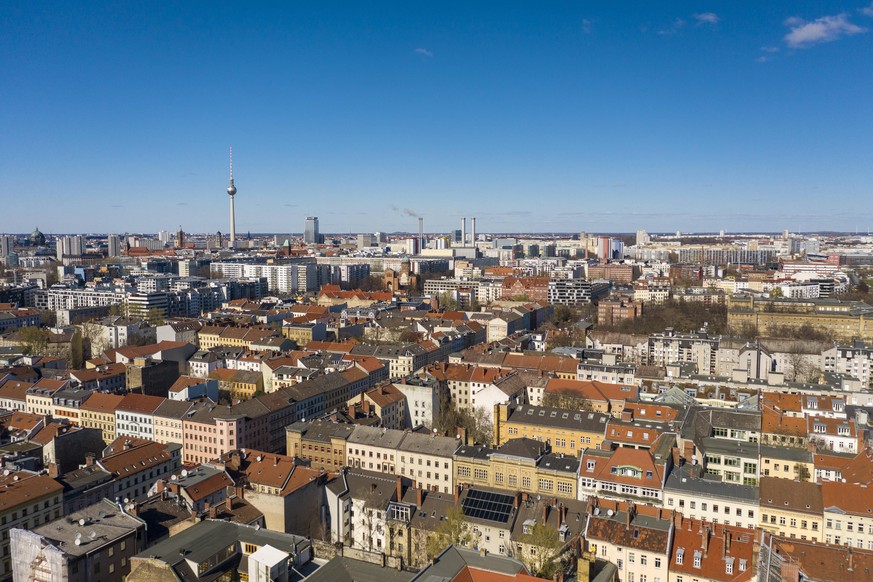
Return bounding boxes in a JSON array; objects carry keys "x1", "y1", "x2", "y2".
[
  {"x1": 461, "y1": 217, "x2": 467, "y2": 246},
  {"x1": 471, "y1": 217, "x2": 476, "y2": 246}
]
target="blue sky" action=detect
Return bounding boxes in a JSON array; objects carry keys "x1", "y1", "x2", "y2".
[{"x1": 3, "y1": 1, "x2": 872, "y2": 234}]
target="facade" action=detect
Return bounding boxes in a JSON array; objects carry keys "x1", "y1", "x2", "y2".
[
  {"x1": 10, "y1": 498, "x2": 146, "y2": 582},
  {"x1": 115, "y1": 393, "x2": 165, "y2": 440},
  {"x1": 98, "y1": 438, "x2": 182, "y2": 503},
  {"x1": 727, "y1": 295, "x2": 873, "y2": 342},
  {"x1": 79, "y1": 392, "x2": 124, "y2": 443},
  {"x1": 494, "y1": 402, "x2": 609, "y2": 454},
  {"x1": 285, "y1": 420, "x2": 355, "y2": 471},
  {"x1": 0, "y1": 470, "x2": 65, "y2": 580},
  {"x1": 454, "y1": 438, "x2": 580, "y2": 500},
  {"x1": 663, "y1": 464, "x2": 760, "y2": 530},
  {"x1": 758, "y1": 477, "x2": 822, "y2": 542}
]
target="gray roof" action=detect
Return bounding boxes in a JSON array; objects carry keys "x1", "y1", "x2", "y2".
[
  {"x1": 137, "y1": 519, "x2": 307, "y2": 568},
  {"x1": 507, "y1": 403, "x2": 610, "y2": 432},
  {"x1": 759, "y1": 444, "x2": 813, "y2": 463},
  {"x1": 397, "y1": 431, "x2": 460, "y2": 457},
  {"x1": 29, "y1": 498, "x2": 143, "y2": 557},
  {"x1": 348, "y1": 424, "x2": 407, "y2": 449},
  {"x1": 285, "y1": 419, "x2": 355, "y2": 443},
  {"x1": 664, "y1": 464, "x2": 759, "y2": 502},
  {"x1": 411, "y1": 545, "x2": 527, "y2": 582},
  {"x1": 154, "y1": 398, "x2": 194, "y2": 420},
  {"x1": 303, "y1": 555, "x2": 410, "y2": 582}
]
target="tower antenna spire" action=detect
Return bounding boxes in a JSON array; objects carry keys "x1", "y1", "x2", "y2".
[{"x1": 227, "y1": 146, "x2": 237, "y2": 247}]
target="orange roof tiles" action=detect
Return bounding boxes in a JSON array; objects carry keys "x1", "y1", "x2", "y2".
[{"x1": 80, "y1": 392, "x2": 125, "y2": 414}]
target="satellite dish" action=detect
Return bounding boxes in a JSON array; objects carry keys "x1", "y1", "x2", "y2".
[
  {"x1": 89, "y1": 531, "x2": 97, "y2": 540},
  {"x1": 74, "y1": 538, "x2": 81, "y2": 546},
  {"x1": 593, "y1": 508, "x2": 600, "y2": 515},
  {"x1": 78, "y1": 519, "x2": 86, "y2": 526},
  {"x1": 181, "y1": 469, "x2": 188, "y2": 478},
  {"x1": 171, "y1": 475, "x2": 178, "y2": 481},
  {"x1": 2, "y1": 470, "x2": 8, "y2": 477},
  {"x1": 607, "y1": 509, "x2": 614, "y2": 517},
  {"x1": 256, "y1": 456, "x2": 263, "y2": 462},
  {"x1": 123, "y1": 498, "x2": 130, "y2": 504},
  {"x1": 75, "y1": 533, "x2": 81, "y2": 540}
]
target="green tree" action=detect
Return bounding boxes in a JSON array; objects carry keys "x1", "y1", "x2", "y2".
[
  {"x1": 519, "y1": 521, "x2": 562, "y2": 579},
  {"x1": 19, "y1": 326, "x2": 51, "y2": 355},
  {"x1": 70, "y1": 328, "x2": 84, "y2": 369},
  {"x1": 769, "y1": 286, "x2": 784, "y2": 298},
  {"x1": 425, "y1": 505, "x2": 472, "y2": 560},
  {"x1": 541, "y1": 393, "x2": 593, "y2": 411},
  {"x1": 145, "y1": 307, "x2": 165, "y2": 327}
]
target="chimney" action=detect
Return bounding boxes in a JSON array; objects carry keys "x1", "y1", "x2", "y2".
[
  {"x1": 348, "y1": 404, "x2": 355, "y2": 417},
  {"x1": 514, "y1": 492, "x2": 521, "y2": 509},
  {"x1": 235, "y1": 485, "x2": 245, "y2": 500},
  {"x1": 461, "y1": 218, "x2": 466, "y2": 246},
  {"x1": 471, "y1": 217, "x2": 476, "y2": 246},
  {"x1": 208, "y1": 503, "x2": 217, "y2": 519},
  {"x1": 683, "y1": 441, "x2": 695, "y2": 464},
  {"x1": 417, "y1": 487, "x2": 424, "y2": 507},
  {"x1": 225, "y1": 495, "x2": 233, "y2": 511},
  {"x1": 85, "y1": 454, "x2": 96, "y2": 467},
  {"x1": 701, "y1": 526, "x2": 710, "y2": 557},
  {"x1": 396, "y1": 476, "x2": 403, "y2": 501},
  {"x1": 621, "y1": 410, "x2": 632, "y2": 422},
  {"x1": 724, "y1": 530, "x2": 731, "y2": 555},
  {"x1": 542, "y1": 503, "x2": 549, "y2": 523},
  {"x1": 625, "y1": 503, "x2": 635, "y2": 529},
  {"x1": 363, "y1": 399, "x2": 371, "y2": 414},
  {"x1": 47, "y1": 463, "x2": 59, "y2": 478},
  {"x1": 454, "y1": 485, "x2": 460, "y2": 506}
]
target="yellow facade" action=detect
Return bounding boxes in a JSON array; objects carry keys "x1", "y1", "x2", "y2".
[
  {"x1": 79, "y1": 409, "x2": 117, "y2": 444},
  {"x1": 728, "y1": 296, "x2": 873, "y2": 342},
  {"x1": 759, "y1": 506, "x2": 822, "y2": 542},
  {"x1": 454, "y1": 452, "x2": 577, "y2": 500},
  {"x1": 493, "y1": 404, "x2": 606, "y2": 454}
]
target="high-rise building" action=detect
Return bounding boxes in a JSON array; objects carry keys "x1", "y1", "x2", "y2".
[
  {"x1": 304, "y1": 217, "x2": 320, "y2": 245},
  {"x1": 0, "y1": 236, "x2": 12, "y2": 259},
  {"x1": 56, "y1": 235, "x2": 84, "y2": 260},
  {"x1": 636, "y1": 229, "x2": 650, "y2": 246},
  {"x1": 107, "y1": 234, "x2": 120, "y2": 257}
]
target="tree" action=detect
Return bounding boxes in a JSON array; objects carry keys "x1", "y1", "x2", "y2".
[
  {"x1": 425, "y1": 505, "x2": 472, "y2": 560},
  {"x1": 357, "y1": 486, "x2": 386, "y2": 552},
  {"x1": 437, "y1": 292, "x2": 460, "y2": 312},
  {"x1": 541, "y1": 392, "x2": 593, "y2": 412},
  {"x1": 519, "y1": 521, "x2": 562, "y2": 579},
  {"x1": 70, "y1": 328, "x2": 85, "y2": 369},
  {"x1": 18, "y1": 326, "x2": 51, "y2": 355},
  {"x1": 39, "y1": 309, "x2": 57, "y2": 327},
  {"x1": 80, "y1": 321, "x2": 107, "y2": 355},
  {"x1": 795, "y1": 463, "x2": 811, "y2": 482},
  {"x1": 769, "y1": 286, "x2": 784, "y2": 298},
  {"x1": 145, "y1": 307, "x2": 165, "y2": 327}
]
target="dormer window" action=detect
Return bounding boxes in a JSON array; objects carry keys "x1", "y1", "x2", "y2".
[
  {"x1": 693, "y1": 551, "x2": 702, "y2": 568},
  {"x1": 676, "y1": 548, "x2": 684, "y2": 565}
]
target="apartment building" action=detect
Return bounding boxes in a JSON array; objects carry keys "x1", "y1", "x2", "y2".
[{"x1": 493, "y1": 402, "x2": 609, "y2": 454}]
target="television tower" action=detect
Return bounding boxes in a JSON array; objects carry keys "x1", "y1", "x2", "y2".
[{"x1": 227, "y1": 146, "x2": 237, "y2": 247}]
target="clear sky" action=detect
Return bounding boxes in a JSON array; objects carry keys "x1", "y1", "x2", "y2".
[{"x1": 3, "y1": 2, "x2": 872, "y2": 235}]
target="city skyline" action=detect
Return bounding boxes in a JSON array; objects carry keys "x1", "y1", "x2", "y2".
[{"x1": 4, "y1": 2, "x2": 873, "y2": 233}]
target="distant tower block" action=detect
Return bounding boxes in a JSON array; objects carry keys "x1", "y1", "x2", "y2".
[{"x1": 227, "y1": 146, "x2": 237, "y2": 247}]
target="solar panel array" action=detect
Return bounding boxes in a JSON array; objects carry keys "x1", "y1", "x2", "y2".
[{"x1": 461, "y1": 489, "x2": 515, "y2": 523}]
